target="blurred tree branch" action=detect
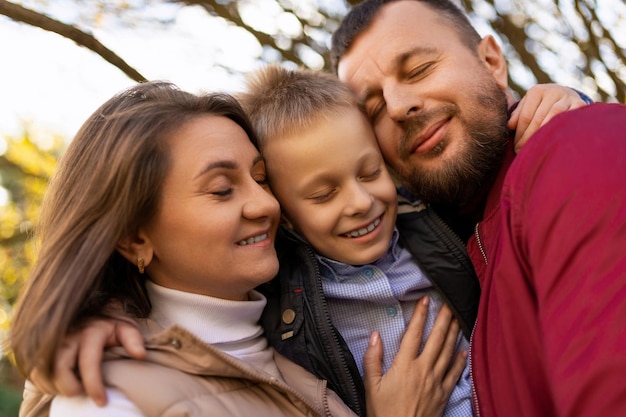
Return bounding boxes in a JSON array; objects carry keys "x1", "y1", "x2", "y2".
[
  {"x1": 0, "y1": 0, "x2": 146, "y2": 82},
  {"x1": 1, "y1": 0, "x2": 624, "y2": 101}
]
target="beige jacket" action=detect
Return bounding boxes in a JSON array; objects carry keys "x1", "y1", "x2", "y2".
[{"x1": 20, "y1": 319, "x2": 357, "y2": 417}]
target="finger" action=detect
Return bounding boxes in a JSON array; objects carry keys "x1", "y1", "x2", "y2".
[
  {"x1": 116, "y1": 321, "x2": 146, "y2": 359},
  {"x1": 433, "y1": 318, "x2": 460, "y2": 376},
  {"x1": 363, "y1": 331, "x2": 383, "y2": 393},
  {"x1": 513, "y1": 100, "x2": 543, "y2": 152},
  {"x1": 539, "y1": 98, "x2": 579, "y2": 126},
  {"x1": 52, "y1": 339, "x2": 85, "y2": 397},
  {"x1": 509, "y1": 91, "x2": 542, "y2": 132},
  {"x1": 78, "y1": 322, "x2": 118, "y2": 406},
  {"x1": 396, "y1": 295, "x2": 430, "y2": 358},
  {"x1": 507, "y1": 105, "x2": 519, "y2": 130},
  {"x1": 515, "y1": 98, "x2": 575, "y2": 152},
  {"x1": 442, "y1": 350, "x2": 468, "y2": 394},
  {"x1": 514, "y1": 85, "x2": 588, "y2": 152},
  {"x1": 419, "y1": 303, "x2": 453, "y2": 363}
]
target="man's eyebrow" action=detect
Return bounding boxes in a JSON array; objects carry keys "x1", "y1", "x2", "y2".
[
  {"x1": 359, "y1": 46, "x2": 438, "y2": 103},
  {"x1": 394, "y1": 45, "x2": 438, "y2": 68}
]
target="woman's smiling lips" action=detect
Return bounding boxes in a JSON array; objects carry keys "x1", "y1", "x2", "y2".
[{"x1": 236, "y1": 231, "x2": 271, "y2": 246}]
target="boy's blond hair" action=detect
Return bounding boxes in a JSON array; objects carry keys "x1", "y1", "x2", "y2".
[{"x1": 239, "y1": 65, "x2": 361, "y2": 146}]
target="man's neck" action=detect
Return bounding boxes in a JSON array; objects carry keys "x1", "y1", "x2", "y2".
[{"x1": 432, "y1": 139, "x2": 515, "y2": 242}]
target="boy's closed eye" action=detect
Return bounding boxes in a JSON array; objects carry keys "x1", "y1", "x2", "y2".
[{"x1": 308, "y1": 188, "x2": 337, "y2": 204}]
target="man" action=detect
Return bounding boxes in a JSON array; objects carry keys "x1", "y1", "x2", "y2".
[{"x1": 332, "y1": 0, "x2": 626, "y2": 416}]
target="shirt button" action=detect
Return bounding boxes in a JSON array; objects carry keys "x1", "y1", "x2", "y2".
[
  {"x1": 386, "y1": 307, "x2": 398, "y2": 317},
  {"x1": 363, "y1": 268, "x2": 374, "y2": 278},
  {"x1": 385, "y1": 307, "x2": 398, "y2": 317}
]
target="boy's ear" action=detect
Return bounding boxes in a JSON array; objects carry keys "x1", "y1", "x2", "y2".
[
  {"x1": 116, "y1": 229, "x2": 154, "y2": 270},
  {"x1": 478, "y1": 35, "x2": 509, "y2": 93}
]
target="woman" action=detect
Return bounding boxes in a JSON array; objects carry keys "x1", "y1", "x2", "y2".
[{"x1": 9, "y1": 81, "x2": 461, "y2": 417}]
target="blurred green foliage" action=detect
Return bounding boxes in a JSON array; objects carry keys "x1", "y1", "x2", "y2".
[
  {"x1": 0, "y1": 129, "x2": 64, "y2": 404},
  {"x1": 0, "y1": 384, "x2": 21, "y2": 417}
]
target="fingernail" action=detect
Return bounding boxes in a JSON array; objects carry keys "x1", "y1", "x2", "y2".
[
  {"x1": 422, "y1": 296, "x2": 429, "y2": 306},
  {"x1": 369, "y1": 331, "x2": 380, "y2": 346}
]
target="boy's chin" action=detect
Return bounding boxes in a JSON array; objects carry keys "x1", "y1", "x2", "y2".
[{"x1": 340, "y1": 247, "x2": 388, "y2": 266}]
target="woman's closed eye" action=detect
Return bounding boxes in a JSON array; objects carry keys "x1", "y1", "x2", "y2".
[{"x1": 211, "y1": 188, "x2": 233, "y2": 197}]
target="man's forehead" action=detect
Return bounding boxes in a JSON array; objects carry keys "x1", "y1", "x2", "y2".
[{"x1": 337, "y1": 2, "x2": 453, "y2": 68}]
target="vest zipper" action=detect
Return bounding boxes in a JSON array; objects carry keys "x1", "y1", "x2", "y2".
[
  {"x1": 304, "y1": 244, "x2": 363, "y2": 417},
  {"x1": 474, "y1": 222, "x2": 488, "y2": 265},
  {"x1": 424, "y1": 207, "x2": 480, "y2": 339},
  {"x1": 429, "y1": 208, "x2": 476, "y2": 271}
]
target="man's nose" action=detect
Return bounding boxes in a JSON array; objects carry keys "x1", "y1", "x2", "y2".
[{"x1": 385, "y1": 84, "x2": 424, "y2": 124}]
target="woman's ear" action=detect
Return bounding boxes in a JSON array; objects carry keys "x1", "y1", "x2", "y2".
[
  {"x1": 116, "y1": 229, "x2": 154, "y2": 273},
  {"x1": 478, "y1": 35, "x2": 509, "y2": 92}
]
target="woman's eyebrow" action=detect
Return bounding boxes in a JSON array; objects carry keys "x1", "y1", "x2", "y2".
[
  {"x1": 194, "y1": 160, "x2": 237, "y2": 180},
  {"x1": 194, "y1": 155, "x2": 264, "y2": 180}
]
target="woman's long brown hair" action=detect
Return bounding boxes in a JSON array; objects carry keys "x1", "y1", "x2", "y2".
[{"x1": 9, "y1": 81, "x2": 259, "y2": 380}]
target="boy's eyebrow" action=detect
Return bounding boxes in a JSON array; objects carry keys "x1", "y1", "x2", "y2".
[{"x1": 297, "y1": 173, "x2": 336, "y2": 194}]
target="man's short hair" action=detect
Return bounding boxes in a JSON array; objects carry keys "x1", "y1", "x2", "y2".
[{"x1": 330, "y1": 0, "x2": 482, "y2": 73}]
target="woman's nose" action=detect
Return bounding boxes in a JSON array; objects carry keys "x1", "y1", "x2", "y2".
[{"x1": 243, "y1": 182, "x2": 280, "y2": 220}]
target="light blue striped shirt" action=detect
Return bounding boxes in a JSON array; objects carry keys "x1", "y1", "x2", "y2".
[{"x1": 317, "y1": 229, "x2": 473, "y2": 417}]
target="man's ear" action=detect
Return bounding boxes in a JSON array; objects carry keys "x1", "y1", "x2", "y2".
[
  {"x1": 116, "y1": 229, "x2": 153, "y2": 270},
  {"x1": 478, "y1": 35, "x2": 509, "y2": 92}
]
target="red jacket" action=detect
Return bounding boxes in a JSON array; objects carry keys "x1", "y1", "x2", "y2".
[{"x1": 467, "y1": 103, "x2": 626, "y2": 417}]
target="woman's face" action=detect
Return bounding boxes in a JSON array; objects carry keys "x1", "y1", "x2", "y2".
[{"x1": 141, "y1": 115, "x2": 281, "y2": 301}]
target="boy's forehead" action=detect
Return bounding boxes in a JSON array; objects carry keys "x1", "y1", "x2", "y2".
[{"x1": 265, "y1": 106, "x2": 369, "y2": 143}]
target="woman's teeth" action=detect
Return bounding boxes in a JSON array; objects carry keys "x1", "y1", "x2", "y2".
[
  {"x1": 237, "y1": 233, "x2": 268, "y2": 246},
  {"x1": 345, "y1": 217, "x2": 381, "y2": 238}
]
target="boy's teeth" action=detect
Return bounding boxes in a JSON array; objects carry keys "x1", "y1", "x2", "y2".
[
  {"x1": 346, "y1": 217, "x2": 380, "y2": 238},
  {"x1": 237, "y1": 233, "x2": 268, "y2": 246}
]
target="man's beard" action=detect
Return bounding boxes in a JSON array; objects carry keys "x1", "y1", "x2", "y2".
[{"x1": 392, "y1": 83, "x2": 510, "y2": 208}]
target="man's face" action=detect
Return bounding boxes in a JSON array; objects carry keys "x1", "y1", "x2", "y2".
[{"x1": 337, "y1": 1, "x2": 512, "y2": 206}]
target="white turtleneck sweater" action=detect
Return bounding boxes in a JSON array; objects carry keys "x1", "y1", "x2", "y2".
[{"x1": 49, "y1": 281, "x2": 282, "y2": 417}]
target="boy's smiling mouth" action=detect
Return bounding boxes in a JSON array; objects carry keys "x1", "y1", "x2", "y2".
[{"x1": 342, "y1": 216, "x2": 382, "y2": 238}]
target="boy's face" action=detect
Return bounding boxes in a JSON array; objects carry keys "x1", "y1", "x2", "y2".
[{"x1": 264, "y1": 106, "x2": 398, "y2": 265}]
